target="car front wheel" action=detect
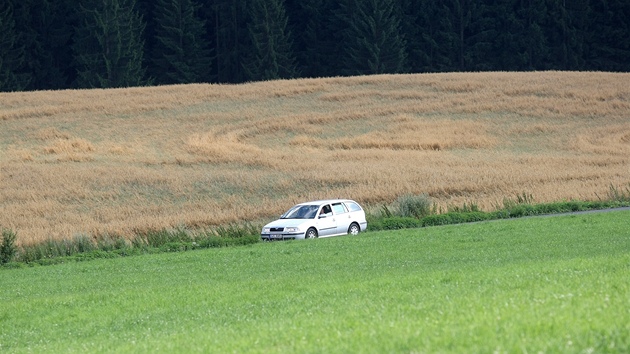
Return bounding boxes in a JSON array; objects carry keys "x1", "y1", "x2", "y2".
[
  {"x1": 348, "y1": 223, "x2": 360, "y2": 235},
  {"x1": 305, "y1": 228, "x2": 318, "y2": 239}
]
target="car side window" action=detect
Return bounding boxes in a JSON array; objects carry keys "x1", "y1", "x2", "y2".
[
  {"x1": 320, "y1": 204, "x2": 332, "y2": 215},
  {"x1": 345, "y1": 202, "x2": 362, "y2": 212},
  {"x1": 332, "y1": 203, "x2": 347, "y2": 214}
]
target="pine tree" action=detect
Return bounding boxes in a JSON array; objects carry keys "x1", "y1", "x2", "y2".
[
  {"x1": 8, "y1": 0, "x2": 38, "y2": 90},
  {"x1": 401, "y1": 1, "x2": 458, "y2": 72},
  {"x1": 587, "y1": 0, "x2": 630, "y2": 71},
  {"x1": 448, "y1": 0, "x2": 473, "y2": 70},
  {"x1": 517, "y1": 0, "x2": 548, "y2": 70},
  {"x1": 487, "y1": 0, "x2": 529, "y2": 71},
  {"x1": 339, "y1": 0, "x2": 408, "y2": 76},
  {"x1": 286, "y1": 0, "x2": 335, "y2": 78},
  {"x1": 0, "y1": 1, "x2": 29, "y2": 91},
  {"x1": 396, "y1": 0, "x2": 421, "y2": 72},
  {"x1": 544, "y1": 0, "x2": 589, "y2": 70},
  {"x1": 73, "y1": 0, "x2": 147, "y2": 88},
  {"x1": 14, "y1": 0, "x2": 76, "y2": 90},
  {"x1": 243, "y1": 0, "x2": 298, "y2": 81},
  {"x1": 151, "y1": 0, "x2": 212, "y2": 84},
  {"x1": 204, "y1": 0, "x2": 249, "y2": 83}
]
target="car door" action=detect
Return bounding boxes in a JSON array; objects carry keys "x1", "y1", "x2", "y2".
[
  {"x1": 316, "y1": 204, "x2": 337, "y2": 237},
  {"x1": 331, "y1": 202, "x2": 351, "y2": 235}
]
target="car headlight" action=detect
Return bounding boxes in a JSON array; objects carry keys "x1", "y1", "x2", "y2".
[
  {"x1": 262, "y1": 228, "x2": 271, "y2": 233},
  {"x1": 284, "y1": 227, "x2": 300, "y2": 233}
]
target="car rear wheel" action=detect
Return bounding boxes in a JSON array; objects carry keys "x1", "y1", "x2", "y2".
[
  {"x1": 348, "y1": 223, "x2": 360, "y2": 235},
  {"x1": 305, "y1": 228, "x2": 318, "y2": 239}
]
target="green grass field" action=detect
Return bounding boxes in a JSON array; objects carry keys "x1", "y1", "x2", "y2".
[{"x1": 1, "y1": 211, "x2": 629, "y2": 353}]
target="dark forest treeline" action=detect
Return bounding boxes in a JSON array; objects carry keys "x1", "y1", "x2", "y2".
[{"x1": 1, "y1": 0, "x2": 628, "y2": 92}]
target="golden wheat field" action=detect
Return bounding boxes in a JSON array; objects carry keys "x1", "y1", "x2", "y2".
[{"x1": 1, "y1": 71, "x2": 629, "y2": 245}]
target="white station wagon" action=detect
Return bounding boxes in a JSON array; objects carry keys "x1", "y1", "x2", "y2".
[{"x1": 261, "y1": 199, "x2": 368, "y2": 240}]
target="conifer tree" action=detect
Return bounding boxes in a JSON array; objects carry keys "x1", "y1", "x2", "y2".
[
  {"x1": 0, "y1": 1, "x2": 29, "y2": 91},
  {"x1": 243, "y1": 0, "x2": 298, "y2": 81},
  {"x1": 463, "y1": 0, "x2": 531, "y2": 71},
  {"x1": 73, "y1": 0, "x2": 147, "y2": 88},
  {"x1": 13, "y1": 0, "x2": 76, "y2": 90},
  {"x1": 339, "y1": 0, "x2": 408, "y2": 76},
  {"x1": 151, "y1": 0, "x2": 212, "y2": 84},
  {"x1": 402, "y1": 1, "x2": 458, "y2": 72},
  {"x1": 286, "y1": 0, "x2": 347, "y2": 78},
  {"x1": 544, "y1": 0, "x2": 589, "y2": 70},
  {"x1": 587, "y1": 0, "x2": 630, "y2": 71},
  {"x1": 202, "y1": 0, "x2": 248, "y2": 83},
  {"x1": 517, "y1": 0, "x2": 548, "y2": 70}
]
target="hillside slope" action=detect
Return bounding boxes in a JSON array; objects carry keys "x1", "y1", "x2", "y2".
[{"x1": 1, "y1": 72, "x2": 629, "y2": 244}]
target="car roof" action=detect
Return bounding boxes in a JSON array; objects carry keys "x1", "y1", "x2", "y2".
[{"x1": 296, "y1": 199, "x2": 358, "y2": 206}]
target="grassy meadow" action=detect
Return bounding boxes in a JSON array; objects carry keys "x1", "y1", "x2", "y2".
[
  {"x1": 0, "y1": 211, "x2": 629, "y2": 353},
  {"x1": 1, "y1": 71, "x2": 630, "y2": 245}
]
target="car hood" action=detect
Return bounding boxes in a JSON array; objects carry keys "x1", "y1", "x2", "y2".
[{"x1": 263, "y1": 218, "x2": 313, "y2": 229}]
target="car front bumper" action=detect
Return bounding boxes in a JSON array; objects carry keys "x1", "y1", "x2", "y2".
[{"x1": 260, "y1": 233, "x2": 304, "y2": 241}]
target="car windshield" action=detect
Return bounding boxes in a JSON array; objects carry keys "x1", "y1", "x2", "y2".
[{"x1": 280, "y1": 205, "x2": 319, "y2": 219}]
